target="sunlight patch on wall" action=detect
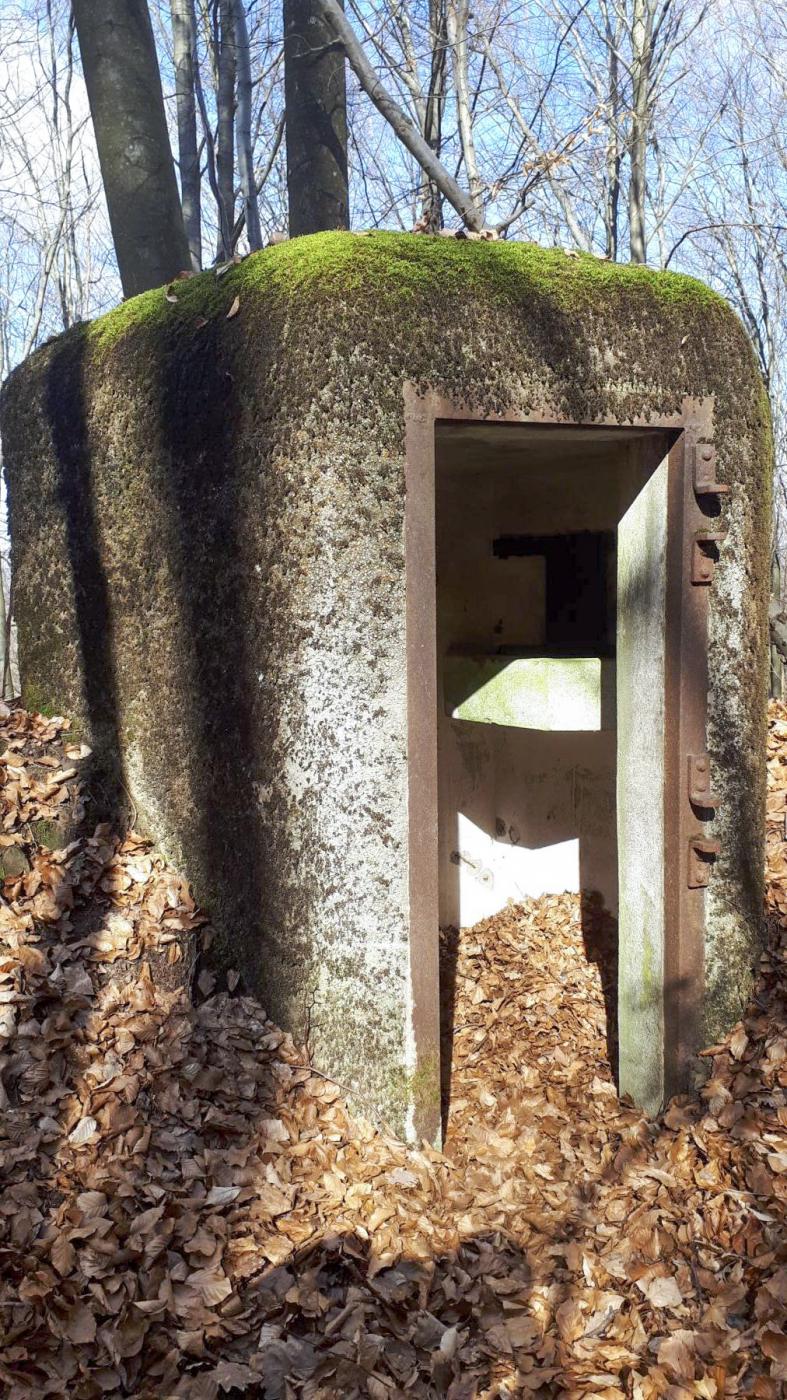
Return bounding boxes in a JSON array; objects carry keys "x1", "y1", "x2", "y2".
[{"x1": 452, "y1": 812, "x2": 580, "y2": 927}]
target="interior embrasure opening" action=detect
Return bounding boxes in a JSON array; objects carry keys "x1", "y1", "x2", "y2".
[{"x1": 435, "y1": 420, "x2": 673, "y2": 1096}]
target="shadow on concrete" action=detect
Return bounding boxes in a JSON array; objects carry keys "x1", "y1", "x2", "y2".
[{"x1": 45, "y1": 330, "x2": 127, "y2": 828}]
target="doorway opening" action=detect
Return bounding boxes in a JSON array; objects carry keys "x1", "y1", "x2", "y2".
[{"x1": 409, "y1": 416, "x2": 682, "y2": 1135}]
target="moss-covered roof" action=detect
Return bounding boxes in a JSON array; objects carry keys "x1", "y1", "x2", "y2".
[
  {"x1": 11, "y1": 229, "x2": 756, "y2": 453},
  {"x1": 5, "y1": 230, "x2": 767, "y2": 479},
  {"x1": 85, "y1": 230, "x2": 728, "y2": 353}
]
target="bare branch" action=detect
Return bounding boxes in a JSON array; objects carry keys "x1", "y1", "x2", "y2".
[{"x1": 315, "y1": 0, "x2": 486, "y2": 231}]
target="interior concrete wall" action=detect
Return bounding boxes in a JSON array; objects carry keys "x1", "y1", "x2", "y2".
[
  {"x1": 435, "y1": 426, "x2": 663, "y2": 930},
  {"x1": 445, "y1": 655, "x2": 614, "y2": 731},
  {"x1": 616, "y1": 455, "x2": 669, "y2": 1110}
]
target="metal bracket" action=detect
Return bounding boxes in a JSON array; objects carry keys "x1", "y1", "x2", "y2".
[
  {"x1": 693, "y1": 443, "x2": 730, "y2": 498},
  {"x1": 688, "y1": 753, "x2": 719, "y2": 810},
  {"x1": 691, "y1": 530, "x2": 726, "y2": 585},
  {"x1": 688, "y1": 835, "x2": 720, "y2": 888}
]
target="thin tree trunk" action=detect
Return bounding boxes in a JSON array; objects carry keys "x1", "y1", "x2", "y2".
[
  {"x1": 315, "y1": 0, "x2": 484, "y2": 231},
  {"x1": 0, "y1": 565, "x2": 8, "y2": 702},
  {"x1": 420, "y1": 0, "x2": 447, "y2": 230},
  {"x1": 628, "y1": 0, "x2": 651, "y2": 264},
  {"x1": 230, "y1": 110, "x2": 285, "y2": 246},
  {"x1": 215, "y1": 0, "x2": 236, "y2": 260},
  {"x1": 72, "y1": 0, "x2": 190, "y2": 296},
  {"x1": 603, "y1": 10, "x2": 621, "y2": 260},
  {"x1": 284, "y1": 0, "x2": 349, "y2": 235},
  {"x1": 192, "y1": 12, "x2": 224, "y2": 250},
  {"x1": 233, "y1": 0, "x2": 263, "y2": 249},
  {"x1": 446, "y1": 0, "x2": 482, "y2": 223},
  {"x1": 170, "y1": 0, "x2": 202, "y2": 269},
  {"x1": 0, "y1": 569, "x2": 14, "y2": 702}
]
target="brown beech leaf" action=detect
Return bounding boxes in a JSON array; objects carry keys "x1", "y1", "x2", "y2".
[
  {"x1": 62, "y1": 1302, "x2": 97, "y2": 1344},
  {"x1": 636, "y1": 1275, "x2": 683, "y2": 1310},
  {"x1": 68, "y1": 1116, "x2": 99, "y2": 1146},
  {"x1": 657, "y1": 1329, "x2": 696, "y2": 1379},
  {"x1": 760, "y1": 1327, "x2": 787, "y2": 1364},
  {"x1": 51, "y1": 1233, "x2": 76, "y2": 1276},
  {"x1": 556, "y1": 1297, "x2": 585, "y2": 1341}
]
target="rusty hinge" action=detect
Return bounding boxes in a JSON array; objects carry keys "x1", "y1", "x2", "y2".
[
  {"x1": 688, "y1": 835, "x2": 720, "y2": 888},
  {"x1": 691, "y1": 530, "x2": 726, "y2": 585},
  {"x1": 693, "y1": 443, "x2": 730, "y2": 498},
  {"x1": 688, "y1": 753, "x2": 719, "y2": 810}
]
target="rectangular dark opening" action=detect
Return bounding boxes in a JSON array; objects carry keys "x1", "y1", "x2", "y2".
[{"x1": 491, "y1": 530, "x2": 616, "y2": 655}]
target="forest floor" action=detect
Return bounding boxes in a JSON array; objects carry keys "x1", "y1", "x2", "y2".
[{"x1": 0, "y1": 705, "x2": 786, "y2": 1398}]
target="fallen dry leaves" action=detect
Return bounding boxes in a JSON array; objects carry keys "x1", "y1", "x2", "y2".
[{"x1": 0, "y1": 701, "x2": 786, "y2": 1397}]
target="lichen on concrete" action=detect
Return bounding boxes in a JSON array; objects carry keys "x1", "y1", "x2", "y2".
[
  {"x1": 446, "y1": 654, "x2": 608, "y2": 730},
  {"x1": 0, "y1": 231, "x2": 771, "y2": 1133}
]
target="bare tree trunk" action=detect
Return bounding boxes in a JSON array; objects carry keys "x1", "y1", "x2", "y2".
[
  {"x1": 420, "y1": 0, "x2": 447, "y2": 230},
  {"x1": 233, "y1": 0, "x2": 263, "y2": 249},
  {"x1": 0, "y1": 567, "x2": 14, "y2": 702},
  {"x1": 771, "y1": 553, "x2": 784, "y2": 698},
  {"x1": 628, "y1": 0, "x2": 651, "y2": 264},
  {"x1": 0, "y1": 565, "x2": 8, "y2": 702},
  {"x1": 446, "y1": 0, "x2": 482, "y2": 223},
  {"x1": 603, "y1": 7, "x2": 621, "y2": 260},
  {"x1": 284, "y1": 0, "x2": 349, "y2": 235},
  {"x1": 72, "y1": 0, "x2": 190, "y2": 296},
  {"x1": 192, "y1": 7, "x2": 224, "y2": 252},
  {"x1": 170, "y1": 0, "x2": 202, "y2": 269},
  {"x1": 215, "y1": 0, "x2": 237, "y2": 260},
  {"x1": 316, "y1": 0, "x2": 484, "y2": 231}
]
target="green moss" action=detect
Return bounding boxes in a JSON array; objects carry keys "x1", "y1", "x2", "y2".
[
  {"x1": 21, "y1": 679, "x2": 59, "y2": 719},
  {"x1": 0, "y1": 846, "x2": 30, "y2": 878},
  {"x1": 81, "y1": 232, "x2": 729, "y2": 360},
  {"x1": 257, "y1": 232, "x2": 725, "y2": 315},
  {"x1": 410, "y1": 1052, "x2": 441, "y2": 1119},
  {"x1": 446, "y1": 654, "x2": 605, "y2": 729},
  {"x1": 378, "y1": 1051, "x2": 441, "y2": 1140},
  {"x1": 30, "y1": 818, "x2": 69, "y2": 851}
]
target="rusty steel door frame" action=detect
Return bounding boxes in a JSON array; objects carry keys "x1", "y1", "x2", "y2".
[
  {"x1": 663, "y1": 426, "x2": 726, "y2": 1099},
  {"x1": 404, "y1": 387, "x2": 723, "y2": 1132}
]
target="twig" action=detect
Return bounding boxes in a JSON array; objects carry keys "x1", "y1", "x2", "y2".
[{"x1": 301, "y1": 1063, "x2": 399, "y2": 1140}]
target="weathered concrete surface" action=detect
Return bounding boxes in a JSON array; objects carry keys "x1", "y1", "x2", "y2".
[
  {"x1": 0, "y1": 232, "x2": 772, "y2": 1129},
  {"x1": 445, "y1": 655, "x2": 610, "y2": 730},
  {"x1": 617, "y1": 457, "x2": 669, "y2": 1111}
]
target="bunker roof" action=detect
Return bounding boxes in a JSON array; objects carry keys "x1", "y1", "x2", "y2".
[{"x1": 5, "y1": 231, "x2": 767, "y2": 446}]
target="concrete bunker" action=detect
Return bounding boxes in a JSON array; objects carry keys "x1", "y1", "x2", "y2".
[{"x1": 0, "y1": 232, "x2": 771, "y2": 1141}]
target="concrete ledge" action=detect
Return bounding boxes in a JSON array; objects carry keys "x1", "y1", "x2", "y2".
[{"x1": 444, "y1": 654, "x2": 614, "y2": 731}]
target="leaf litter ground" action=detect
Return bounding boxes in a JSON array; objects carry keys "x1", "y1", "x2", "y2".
[{"x1": 1, "y1": 702, "x2": 786, "y2": 1397}]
